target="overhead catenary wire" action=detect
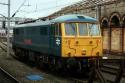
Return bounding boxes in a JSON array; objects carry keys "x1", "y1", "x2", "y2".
[
  {"x1": 11, "y1": 0, "x2": 28, "y2": 17},
  {"x1": 19, "y1": 0, "x2": 81, "y2": 14},
  {"x1": 16, "y1": 0, "x2": 82, "y2": 18}
]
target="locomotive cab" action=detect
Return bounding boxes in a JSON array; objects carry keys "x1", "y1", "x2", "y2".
[{"x1": 61, "y1": 22, "x2": 102, "y2": 58}]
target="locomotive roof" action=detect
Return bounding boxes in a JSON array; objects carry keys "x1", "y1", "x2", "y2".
[
  {"x1": 14, "y1": 20, "x2": 51, "y2": 28},
  {"x1": 52, "y1": 14, "x2": 98, "y2": 23},
  {"x1": 14, "y1": 14, "x2": 97, "y2": 28}
]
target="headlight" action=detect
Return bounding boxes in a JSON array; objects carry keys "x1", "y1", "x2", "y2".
[
  {"x1": 67, "y1": 52, "x2": 71, "y2": 57},
  {"x1": 96, "y1": 52, "x2": 99, "y2": 56}
]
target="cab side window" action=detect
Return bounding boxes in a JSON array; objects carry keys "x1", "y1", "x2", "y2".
[
  {"x1": 50, "y1": 24, "x2": 55, "y2": 36},
  {"x1": 51, "y1": 23, "x2": 61, "y2": 36},
  {"x1": 55, "y1": 24, "x2": 61, "y2": 36}
]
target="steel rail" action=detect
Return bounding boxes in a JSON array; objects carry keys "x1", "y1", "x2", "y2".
[
  {"x1": 0, "y1": 67, "x2": 20, "y2": 83},
  {"x1": 0, "y1": 42, "x2": 20, "y2": 83},
  {"x1": 101, "y1": 65, "x2": 125, "y2": 77}
]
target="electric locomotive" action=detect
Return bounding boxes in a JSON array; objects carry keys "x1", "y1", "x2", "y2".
[{"x1": 12, "y1": 14, "x2": 102, "y2": 71}]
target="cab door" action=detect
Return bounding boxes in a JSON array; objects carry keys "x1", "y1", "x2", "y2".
[{"x1": 49, "y1": 23, "x2": 61, "y2": 56}]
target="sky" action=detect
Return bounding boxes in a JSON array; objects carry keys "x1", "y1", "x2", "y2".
[{"x1": 0, "y1": 0, "x2": 82, "y2": 19}]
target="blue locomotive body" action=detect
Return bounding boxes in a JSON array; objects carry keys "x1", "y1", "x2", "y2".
[{"x1": 12, "y1": 14, "x2": 102, "y2": 71}]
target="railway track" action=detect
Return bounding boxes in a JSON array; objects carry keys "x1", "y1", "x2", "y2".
[
  {"x1": 1, "y1": 42, "x2": 7, "y2": 46},
  {"x1": 101, "y1": 64, "x2": 125, "y2": 77},
  {"x1": 0, "y1": 41, "x2": 14, "y2": 56},
  {"x1": 0, "y1": 67, "x2": 20, "y2": 83},
  {"x1": 0, "y1": 42, "x2": 20, "y2": 83},
  {"x1": 100, "y1": 60, "x2": 125, "y2": 83},
  {"x1": 0, "y1": 42, "x2": 7, "y2": 52}
]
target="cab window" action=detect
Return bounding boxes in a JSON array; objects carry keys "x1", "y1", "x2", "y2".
[
  {"x1": 88, "y1": 23, "x2": 100, "y2": 36},
  {"x1": 50, "y1": 24, "x2": 55, "y2": 36},
  {"x1": 78, "y1": 23, "x2": 88, "y2": 36},
  {"x1": 55, "y1": 24, "x2": 61, "y2": 36},
  {"x1": 64, "y1": 23, "x2": 77, "y2": 36},
  {"x1": 51, "y1": 23, "x2": 61, "y2": 36}
]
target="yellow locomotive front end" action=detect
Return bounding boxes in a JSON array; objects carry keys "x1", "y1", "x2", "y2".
[{"x1": 61, "y1": 22, "x2": 102, "y2": 58}]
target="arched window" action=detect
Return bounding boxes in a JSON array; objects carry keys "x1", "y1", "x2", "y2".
[
  {"x1": 110, "y1": 15, "x2": 120, "y2": 28},
  {"x1": 102, "y1": 19, "x2": 108, "y2": 28}
]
